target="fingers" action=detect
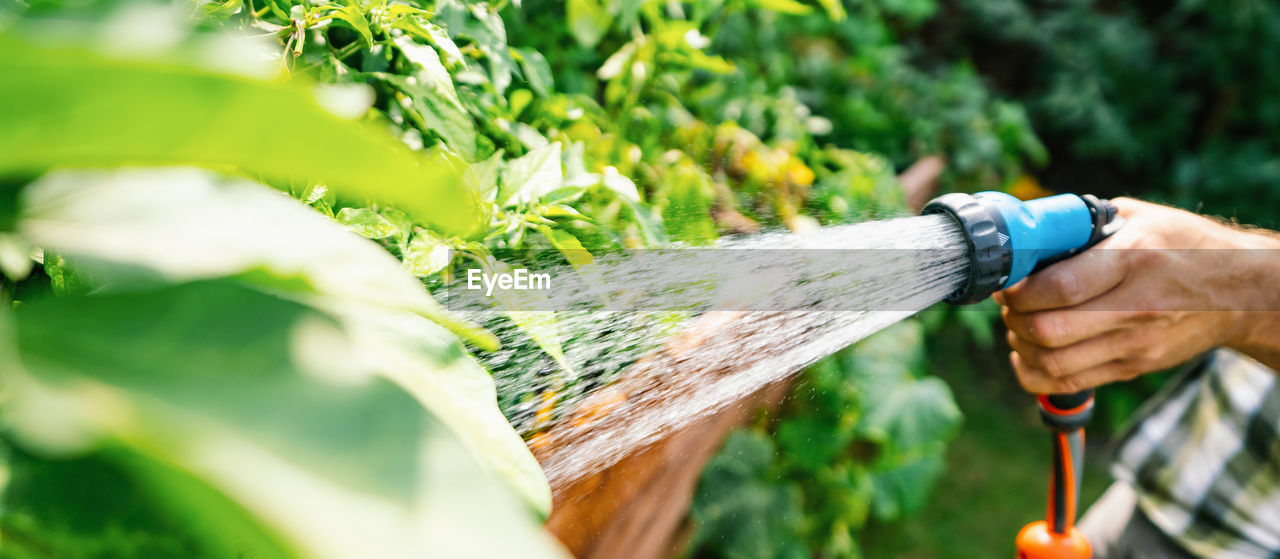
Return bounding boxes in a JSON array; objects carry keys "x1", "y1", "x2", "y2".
[
  {"x1": 999, "y1": 246, "x2": 1128, "y2": 312},
  {"x1": 1001, "y1": 302, "x2": 1139, "y2": 348},
  {"x1": 1006, "y1": 329, "x2": 1127, "y2": 379},
  {"x1": 1009, "y1": 351, "x2": 1140, "y2": 394},
  {"x1": 1111, "y1": 197, "x2": 1146, "y2": 220}
]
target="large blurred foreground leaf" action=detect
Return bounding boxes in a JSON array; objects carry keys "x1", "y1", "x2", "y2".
[
  {"x1": 15, "y1": 167, "x2": 548, "y2": 513},
  {"x1": 18, "y1": 167, "x2": 495, "y2": 349},
  {"x1": 0, "y1": 32, "x2": 485, "y2": 237},
  {"x1": 0, "y1": 281, "x2": 567, "y2": 559}
]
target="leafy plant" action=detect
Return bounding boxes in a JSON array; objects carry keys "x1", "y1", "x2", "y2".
[
  {"x1": 942, "y1": 0, "x2": 1280, "y2": 228},
  {"x1": 0, "y1": 14, "x2": 561, "y2": 557},
  {"x1": 0, "y1": 31, "x2": 484, "y2": 237},
  {"x1": 689, "y1": 320, "x2": 962, "y2": 559},
  {"x1": 1, "y1": 0, "x2": 1045, "y2": 555}
]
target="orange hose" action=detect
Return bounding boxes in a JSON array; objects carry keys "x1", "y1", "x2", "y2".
[{"x1": 1058, "y1": 432, "x2": 1076, "y2": 529}]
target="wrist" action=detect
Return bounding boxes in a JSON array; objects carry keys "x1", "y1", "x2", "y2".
[{"x1": 1219, "y1": 227, "x2": 1280, "y2": 354}]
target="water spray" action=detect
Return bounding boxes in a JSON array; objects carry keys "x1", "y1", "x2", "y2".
[{"x1": 923, "y1": 192, "x2": 1123, "y2": 559}]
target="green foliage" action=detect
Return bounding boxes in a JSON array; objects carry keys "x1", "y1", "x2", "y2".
[
  {"x1": 689, "y1": 321, "x2": 962, "y2": 559},
  {"x1": 2, "y1": 443, "x2": 294, "y2": 559},
  {"x1": 25, "y1": 163, "x2": 530, "y2": 444},
  {"x1": 694, "y1": 4, "x2": 1046, "y2": 190},
  {"x1": 0, "y1": 33, "x2": 485, "y2": 238},
  {"x1": 946, "y1": 0, "x2": 1280, "y2": 227},
  {"x1": 0, "y1": 0, "x2": 1051, "y2": 554},
  {"x1": 0, "y1": 7, "x2": 564, "y2": 555},
  {"x1": 1, "y1": 166, "x2": 564, "y2": 554},
  {"x1": 689, "y1": 432, "x2": 810, "y2": 559},
  {"x1": 1, "y1": 271, "x2": 564, "y2": 557},
  {"x1": 494, "y1": 0, "x2": 1046, "y2": 247}
]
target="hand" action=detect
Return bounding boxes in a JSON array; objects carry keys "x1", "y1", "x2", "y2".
[{"x1": 994, "y1": 198, "x2": 1280, "y2": 394}]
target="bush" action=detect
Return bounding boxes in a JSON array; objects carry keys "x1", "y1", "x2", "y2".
[
  {"x1": 0, "y1": 0, "x2": 1044, "y2": 556},
  {"x1": 935, "y1": 0, "x2": 1280, "y2": 228},
  {"x1": 689, "y1": 321, "x2": 963, "y2": 559}
]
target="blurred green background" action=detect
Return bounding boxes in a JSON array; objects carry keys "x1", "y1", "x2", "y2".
[{"x1": 1, "y1": 0, "x2": 1276, "y2": 557}]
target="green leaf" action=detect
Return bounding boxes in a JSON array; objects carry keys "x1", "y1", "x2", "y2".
[
  {"x1": 3, "y1": 280, "x2": 563, "y2": 555},
  {"x1": 16, "y1": 168, "x2": 494, "y2": 348},
  {"x1": 601, "y1": 167, "x2": 641, "y2": 202},
  {"x1": 500, "y1": 142, "x2": 563, "y2": 206},
  {"x1": 1, "y1": 443, "x2": 298, "y2": 559},
  {"x1": 750, "y1": 0, "x2": 814, "y2": 15},
  {"x1": 471, "y1": 149, "x2": 505, "y2": 202},
  {"x1": 859, "y1": 377, "x2": 961, "y2": 450},
  {"x1": 1, "y1": 182, "x2": 20, "y2": 232},
  {"x1": 512, "y1": 121, "x2": 551, "y2": 150},
  {"x1": 681, "y1": 50, "x2": 735, "y2": 74},
  {"x1": 846, "y1": 320, "x2": 924, "y2": 392},
  {"x1": 43, "y1": 251, "x2": 94, "y2": 296},
  {"x1": 870, "y1": 453, "x2": 946, "y2": 520},
  {"x1": 0, "y1": 232, "x2": 33, "y2": 280},
  {"x1": 775, "y1": 415, "x2": 847, "y2": 470},
  {"x1": 424, "y1": 22, "x2": 466, "y2": 67},
  {"x1": 536, "y1": 225, "x2": 593, "y2": 268},
  {"x1": 21, "y1": 168, "x2": 551, "y2": 507},
  {"x1": 0, "y1": 33, "x2": 485, "y2": 238},
  {"x1": 401, "y1": 230, "x2": 452, "y2": 277},
  {"x1": 514, "y1": 47, "x2": 554, "y2": 98},
  {"x1": 814, "y1": 0, "x2": 847, "y2": 20},
  {"x1": 448, "y1": 3, "x2": 516, "y2": 93},
  {"x1": 542, "y1": 204, "x2": 588, "y2": 219},
  {"x1": 597, "y1": 41, "x2": 637, "y2": 80},
  {"x1": 470, "y1": 260, "x2": 575, "y2": 379},
  {"x1": 567, "y1": 0, "x2": 612, "y2": 47},
  {"x1": 690, "y1": 432, "x2": 809, "y2": 559},
  {"x1": 562, "y1": 141, "x2": 600, "y2": 188},
  {"x1": 501, "y1": 307, "x2": 575, "y2": 379},
  {"x1": 329, "y1": 296, "x2": 553, "y2": 514},
  {"x1": 335, "y1": 207, "x2": 398, "y2": 239},
  {"x1": 197, "y1": 0, "x2": 244, "y2": 20},
  {"x1": 384, "y1": 36, "x2": 480, "y2": 161},
  {"x1": 624, "y1": 200, "x2": 666, "y2": 246},
  {"x1": 470, "y1": 4, "x2": 508, "y2": 46},
  {"x1": 509, "y1": 88, "x2": 535, "y2": 117},
  {"x1": 9, "y1": 282, "x2": 425, "y2": 542},
  {"x1": 379, "y1": 207, "x2": 415, "y2": 246},
  {"x1": 658, "y1": 162, "x2": 717, "y2": 245},
  {"x1": 9, "y1": 169, "x2": 567, "y2": 513},
  {"x1": 322, "y1": 4, "x2": 373, "y2": 47},
  {"x1": 955, "y1": 298, "x2": 998, "y2": 348}
]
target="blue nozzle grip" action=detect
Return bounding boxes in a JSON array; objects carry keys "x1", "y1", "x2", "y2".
[{"x1": 973, "y1": 192, "x2": 1095, "y2": 287}]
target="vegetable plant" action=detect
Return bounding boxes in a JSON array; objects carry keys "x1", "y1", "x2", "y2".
[{"x1": 0, "y1": 0, "x2": 1048, "y2": 555}]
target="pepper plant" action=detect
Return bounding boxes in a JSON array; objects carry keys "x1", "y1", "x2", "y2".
[{"x1": 0, "y1": 0, "x2": 1042, "y2": 555}]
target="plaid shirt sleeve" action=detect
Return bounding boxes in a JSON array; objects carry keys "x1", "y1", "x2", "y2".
[{"x1": 1112, "y1": 349, "x2": 1280, "y2": 559}]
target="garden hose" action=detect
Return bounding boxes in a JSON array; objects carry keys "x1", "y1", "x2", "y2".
[{"x1": 923, "y1": 192, "x2": 1123, "y2": 559}]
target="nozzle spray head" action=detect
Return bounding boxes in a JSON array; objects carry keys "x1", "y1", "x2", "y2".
[{"x1": 922, "y1": 192, "x2": 1122, "y2": 304}]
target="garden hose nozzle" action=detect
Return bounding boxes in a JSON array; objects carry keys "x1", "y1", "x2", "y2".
[
  {"x1": 922, "y1": 191, "x2": 1124, "y2": 559},
  {"x1": 923, "y1": 191, "x2": 1122, "y2": 305}
]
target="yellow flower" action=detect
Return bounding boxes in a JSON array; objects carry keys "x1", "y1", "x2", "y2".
[{"x1": 785, "y1": 158, "x2": 815, "y2": 187}]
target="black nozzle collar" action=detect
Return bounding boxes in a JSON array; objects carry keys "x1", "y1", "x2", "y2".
[
  {"x1": 922, "y1": 193, "x2": 1012, "y2": 304},
  {"x1": 1080, "y1": 194, "x2": 1120, "y2": 247}
]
